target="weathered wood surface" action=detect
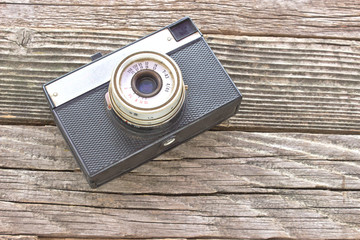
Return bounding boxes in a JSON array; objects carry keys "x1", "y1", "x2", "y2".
[
  {"x1": 0, "y1": 236, "x2": 37, "y2": 240},
  {"x1": 2, "y1": 0, "x2": 360, "y2": 39},
  {"x1": 1, "y1": 0, "x2": 360, "y2": 239},
  {"x1": 1, "y1": 125, "x2": 360, "y2": 239},
  {"x1": 1, "y1": 29, "x2": 360, "y2": 133}
]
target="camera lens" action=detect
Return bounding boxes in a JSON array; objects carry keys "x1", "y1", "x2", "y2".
[
  {"x1": 131, "y1": 70, "x2": 162, "y2": 97},
  {"x1": 109, "y1": 51, "x2": 185, "y2": 128}
]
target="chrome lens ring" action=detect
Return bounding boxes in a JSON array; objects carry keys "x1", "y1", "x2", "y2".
[{"x1": 109, "y1": 51, "x2": 185, "y2": 128}]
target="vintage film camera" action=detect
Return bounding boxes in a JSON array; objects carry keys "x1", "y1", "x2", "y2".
[{"x1": 43, "y1": 17, "x2": 242, "y2": 188}]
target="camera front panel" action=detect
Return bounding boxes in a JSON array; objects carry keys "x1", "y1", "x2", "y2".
[{"x1": 44, "y1": 18, "x2": 242, "y2": 187}]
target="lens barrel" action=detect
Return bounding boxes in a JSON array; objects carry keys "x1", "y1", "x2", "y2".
[{"x1": 108, "y1": 51, "x2": 185, "y2": 128}]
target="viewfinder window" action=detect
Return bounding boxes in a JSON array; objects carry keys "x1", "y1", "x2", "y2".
[{"x1": 169, "y1": 18, "x2": 197, "y2": 41}]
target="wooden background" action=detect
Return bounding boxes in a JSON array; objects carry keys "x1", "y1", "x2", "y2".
[{"x1": 1, "y1": 0, "x2": 360, "y2": 239}]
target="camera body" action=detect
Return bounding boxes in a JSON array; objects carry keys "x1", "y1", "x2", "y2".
[{"x1": 43, "y1": 17, "x2": 242, "y2": 188}]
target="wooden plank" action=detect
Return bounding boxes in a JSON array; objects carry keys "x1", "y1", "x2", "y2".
[
  {"x1": 0, "y1": 236, "x2": 38, "y2": 240},
  {"x1": 2, "y1": 0, "x2": 360, "y2": 39},
  {"x1": 1, "y1": 29, "x2": 360, "y2": 133},
  {"x1": 2, "y1": 192, "x2": 360, "y2": 239},
  {"x1": 2, "y1": 125, "x2": 360, "y2": 191},
  {"x1": 9, "y1": 238, "x2": 176, "y2": 240},
  {"x1": 40, "y1": 238, "x2": 185, "y2": 240},
  {"x1": 1, "y1": 125, "x2": 360, "y2": 238}
]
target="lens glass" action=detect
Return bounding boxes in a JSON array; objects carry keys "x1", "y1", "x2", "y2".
[
  {"x1": 136, "y1": 76, "x2": 158, "y2": 95},
  {"x1": 131, "y1": 70, "x2": 162, "y2": 98}
]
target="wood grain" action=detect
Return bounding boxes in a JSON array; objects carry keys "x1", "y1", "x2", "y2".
[
  {"x1": 1, "y1": 1, "x2": 360, "y2": 239},
  {"x1": 1, "y1": 125, "x2": 360, "y2": 238},
  {"x1": 2, "y1": 0, "x2": 360, "y2": 39},
  {"x1": 1, "y1": 28, "x2": 360, "y2": 133},
  {"x1": 0, "y1": 236, "x2": 38, "y2": 240}
]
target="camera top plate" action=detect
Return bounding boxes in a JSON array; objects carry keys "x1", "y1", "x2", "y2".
[{"x1": 44, "y1": 18, "x2": 201, "y2": 108}]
